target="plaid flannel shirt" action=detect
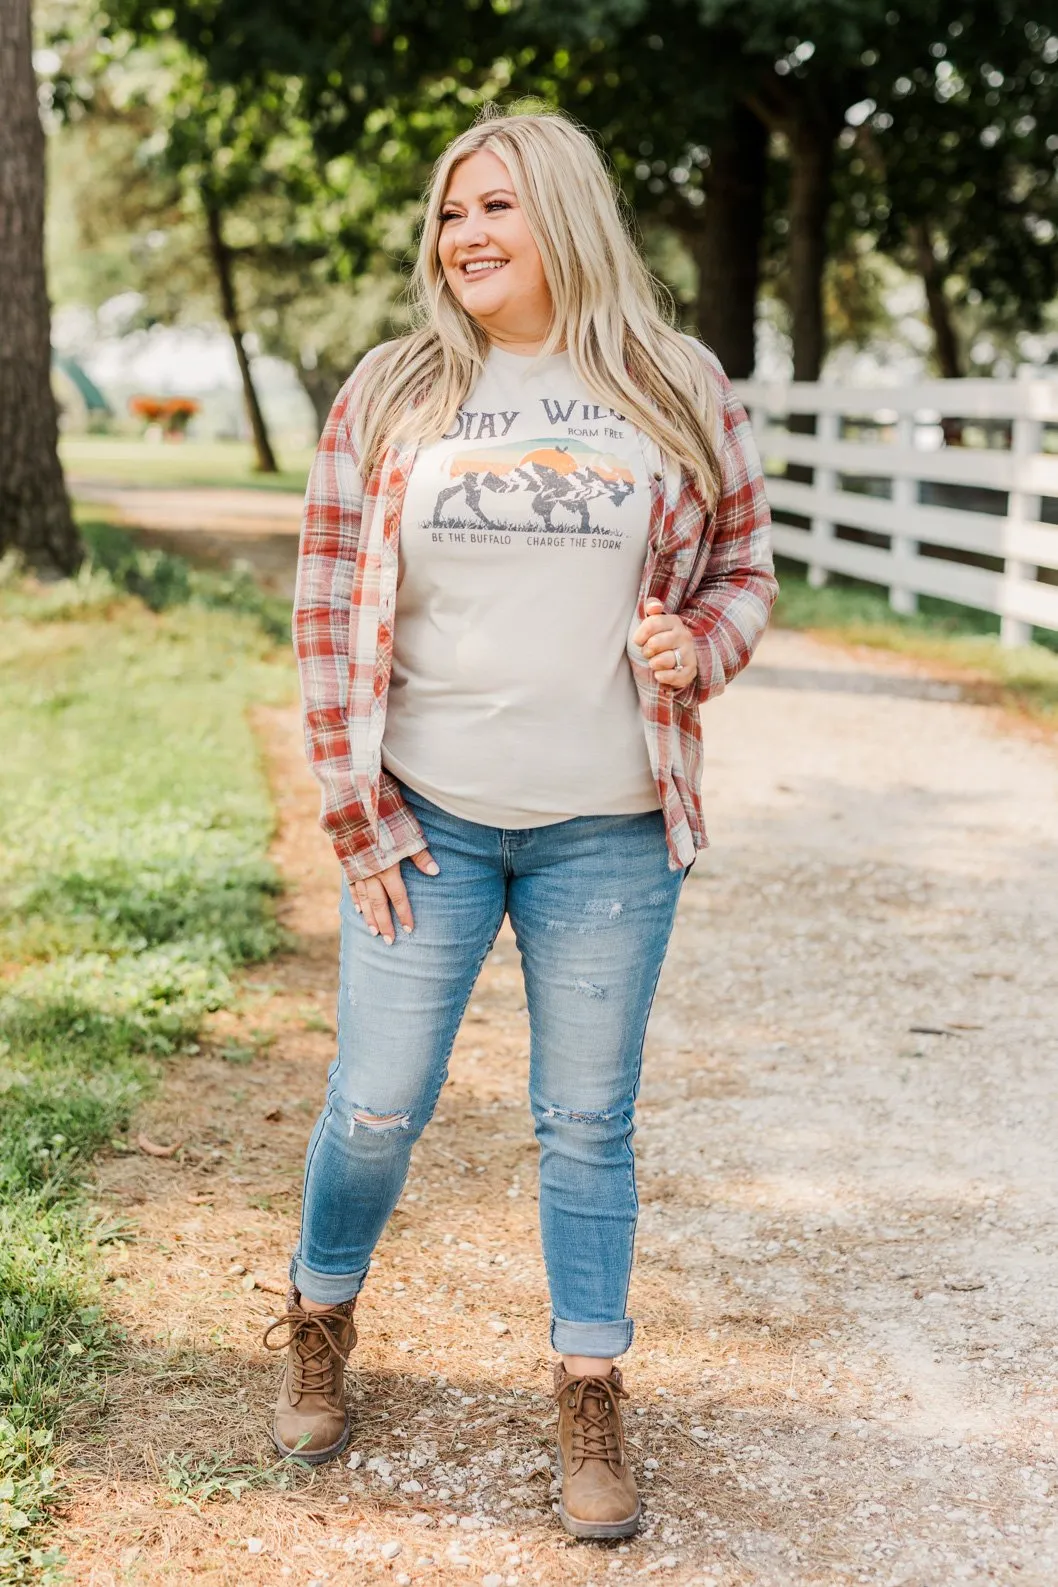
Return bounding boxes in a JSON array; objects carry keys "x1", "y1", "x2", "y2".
[{"x1": 292, "y1": 339, "x2": 777, "y2": 884}]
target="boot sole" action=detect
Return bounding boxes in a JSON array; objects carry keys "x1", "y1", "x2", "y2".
[
  {"x1": 557, "y1": 1497, "x2": 642, "y2": 1540},
  {"x1": 272, "y1": 1414, "x2": 350, "y2": 1467}
]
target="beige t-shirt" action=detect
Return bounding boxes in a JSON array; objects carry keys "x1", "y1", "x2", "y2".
[{"x1": 380, "y1": 345, "x2": 659, "y2": 827}]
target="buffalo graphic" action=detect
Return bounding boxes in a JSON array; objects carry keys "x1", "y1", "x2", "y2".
[{"x1": 431, "y1": 440, "x2": 636, "y2": 534}]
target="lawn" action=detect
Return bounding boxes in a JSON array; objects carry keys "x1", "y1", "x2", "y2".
[
  {"x1": 60, "y1": 436, "x2": 313, "y2": 494},
  {"x1": 0, "y1": 540, "x2": 293, "y2": 1581},
  {"x1": 773, "y1": 560, "x2": 1058, "y2": 726}
]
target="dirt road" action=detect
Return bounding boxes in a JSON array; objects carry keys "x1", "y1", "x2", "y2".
[
  {"x1": 63, "y1": 628, "x2": 1058, "y2": 1586},
  {"x1": 72, "y1": 482, "x2": 304, "y2": 596}
]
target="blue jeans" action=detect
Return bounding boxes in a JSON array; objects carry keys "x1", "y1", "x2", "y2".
[{"x1": 290, "y1": 781, "x2": 687, "y2": 1359}]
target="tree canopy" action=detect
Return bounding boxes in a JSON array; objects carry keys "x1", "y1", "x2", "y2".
[{"x1": 57, "y1": 0, "x2": 1058, "y2": 386}]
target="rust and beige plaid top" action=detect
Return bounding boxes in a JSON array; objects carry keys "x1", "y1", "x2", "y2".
[{"x1": 292, "y1": 340, "x2": 778, "y2": 883}]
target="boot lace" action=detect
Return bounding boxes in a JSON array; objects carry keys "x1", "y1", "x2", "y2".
[
  {"x1": 263, "y1": 1303, "x2": 351, "y2": 1398},
  {"x1": 565, "y1": 1374, "x2": 629, "y2": 1472}
]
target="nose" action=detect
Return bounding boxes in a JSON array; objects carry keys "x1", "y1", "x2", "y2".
[{"x1": 451, "y1": 208, "x2": 489, "y2": 249}]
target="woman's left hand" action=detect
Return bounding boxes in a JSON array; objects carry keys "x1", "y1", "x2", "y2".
[{"x1": 633, "y1": 598, "x2": 699, "y2": 690}]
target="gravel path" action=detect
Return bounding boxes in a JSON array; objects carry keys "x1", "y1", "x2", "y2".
[
  {"x1": 63, "y1": 627, "x2": 1058, "y2": 1586},
  {"x1": 644, "y1": 626, "x2": 1058, "y2": 1584}
]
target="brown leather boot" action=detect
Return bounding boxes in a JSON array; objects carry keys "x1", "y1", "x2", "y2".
[
  {"x1": 553, "y1": 1361, "x2": 641, "y2": 1540},
  {"x1": 264, "y1": 1287, "x2": 357, "y2": 1464}
]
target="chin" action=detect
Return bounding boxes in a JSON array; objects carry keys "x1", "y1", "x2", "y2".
[{"x1": 461, "y1": 290, "x2": 512, "y2": 319}]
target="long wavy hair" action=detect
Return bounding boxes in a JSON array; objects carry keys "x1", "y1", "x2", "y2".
[{"x1": 354, "y1": 108, "x2": 723, "y2": 504}]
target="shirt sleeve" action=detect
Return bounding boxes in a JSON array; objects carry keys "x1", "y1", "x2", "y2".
[
  {"x1": 291, "y1": 362, "x2": 428, "y2": 884},
  {"x1": 674, "y1": 348, "x2": 779, "y2": 706}
]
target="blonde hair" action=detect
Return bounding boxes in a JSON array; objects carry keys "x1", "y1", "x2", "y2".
[{"x1": 355, "y1": 108, "x2": 723, "y2": 504}]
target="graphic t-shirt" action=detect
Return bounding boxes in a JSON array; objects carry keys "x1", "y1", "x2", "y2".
[{"x1": 380, "y1": 344, "x2": 659, "y2": 827}]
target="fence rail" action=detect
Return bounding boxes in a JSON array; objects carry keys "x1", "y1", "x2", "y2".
[{"x1": 733, "y1": 375, "x2": 1058, "y2": 644}]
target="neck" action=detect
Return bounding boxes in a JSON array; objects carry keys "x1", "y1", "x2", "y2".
[
  {"x1": 473, "y1": 312, "x2": 561, "y2": 358},
  {"x1": 486, "y1": 330, "x2": 555, "y2": 356}
]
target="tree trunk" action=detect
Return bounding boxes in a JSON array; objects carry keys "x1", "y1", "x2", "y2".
[
  {"x1": 912, "y1": 220, "x2": 964, "y2": 378},
  {"x1": 203, "y1": 197, "x2": 278, "y2": 473},
  {"x1": 0, "y1": 0, "x2": 80, "y2": 573},
  {"x1": 788, "y1": 114, "x2": 837, "y2": 382},
  {"x1": 689, "y1": 103, "x2": 768, "y2": 379},
  {"x1": 298, "y1": 358, "x2": 346, "y2": 438}
]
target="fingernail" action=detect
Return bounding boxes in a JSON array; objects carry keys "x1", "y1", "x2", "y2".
[
  {"x1": 402, "y1": 924, "x2": 413, "y2": 934},
  {"x1": 426, "y1": 861, "x2": 440, "y2": 875},
  {"x1": 383, "y1": 934, "x2": 394, "y2": 945},
  {"x1": 368, "y1": 925, "x2": 378, "y2": 936}
]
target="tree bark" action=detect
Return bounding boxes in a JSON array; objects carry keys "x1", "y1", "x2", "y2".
[
  {"x1": 912, "y1": 220, "x2": 964, "y2": 379},
  {"x1": 203, "y1": 196, "x2": 278, "y2": 473},
  {"x1": 297, "y1": 358, "x2": 346, "y2": 438},
  {"x1": 690, "y1": 103, "x2": 768, "y2": 379},
  {"x1": 0, "y1": 0, "x2": 81, "y2": 573},
  {"x1": 787, "y1": 113, "x2": 836, "y2": 381}
]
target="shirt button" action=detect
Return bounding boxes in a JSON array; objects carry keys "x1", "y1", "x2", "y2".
[{"x1": 653, "y1": 471, "x2": 663, "y2": 482}]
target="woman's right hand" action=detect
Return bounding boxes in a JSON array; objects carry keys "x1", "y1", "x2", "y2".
[{"x1": 352, "y1": 848, "x2": 440, "y2": 943}]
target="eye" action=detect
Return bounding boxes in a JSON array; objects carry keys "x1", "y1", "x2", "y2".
[
  {"x1": 485, "y1": 199, "x2": 512, "y2": 213},
  {"x1": 439, "y1": 210, "x2": 461, "y2": 224}
]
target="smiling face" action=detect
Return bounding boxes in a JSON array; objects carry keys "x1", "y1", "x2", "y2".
[{"x1": 436, "y1": 148, "x2": 554, "y2": 352}]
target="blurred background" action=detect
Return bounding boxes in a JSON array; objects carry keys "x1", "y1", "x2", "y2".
[{"x1": 36, "y1": 0, "x2": 1058, "y2": 449}]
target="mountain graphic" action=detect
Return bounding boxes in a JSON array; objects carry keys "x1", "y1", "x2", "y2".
[
  {"x1": 430, "y1": 438, "x2": 637, "y2": 536},
  {"x1": 444, "y1": 437, "x2": 635, "y2": 485}
]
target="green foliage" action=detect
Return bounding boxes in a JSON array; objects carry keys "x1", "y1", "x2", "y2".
[
  {"x1": 774, "y1": 561, "x2": 1058, "y2": 722},
  {"x1": 0, "y1": 1417, "x2": 65, "y2": 1584},
  {"x1": 164, "y1": 1449, "x2": 297, "y2": 1512},
  {"x1": 3, "y1": 519, "x2": 293, "y2": 643},
  {"x1": 44, "y1": 19, "x2": 414, "y2": 421},
  {"x1": 59, "y1": 438, "x2": 313, "y2": 491},
  {"x1": 0, "y1": 568, "x2": 290, "y2": 1576}
]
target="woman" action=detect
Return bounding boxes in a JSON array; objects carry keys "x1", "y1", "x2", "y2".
[{"x1": 266, "y1": 108, "x2": 776, "y2": 1541}]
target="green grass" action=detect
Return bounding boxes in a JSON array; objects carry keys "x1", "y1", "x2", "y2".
[
  {"x1": 59, "y1": 436, "x2": 313, "y2": 494},
  {"x1": 0, "y1": 542, "x2": 293, "y2": 1580},
  {"x1": 773, "y1": 560, "x2": 1058, "y2": 725}
]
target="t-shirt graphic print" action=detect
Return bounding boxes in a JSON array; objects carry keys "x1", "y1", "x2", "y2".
[
  {"x1": 381, "y1": 344, "x2": 659, "y2": 829},
  {"x1": 430, "y1": 434, "x2": 636, "y2": 542}
]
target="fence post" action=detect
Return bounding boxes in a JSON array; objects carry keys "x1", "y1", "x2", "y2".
[
  {"x1": 889, "y1": 414, "x2": 919, "y2": 615},
  {"x1": 807, "y1": 409, "x2": 838, "y2": 589},
  {"x1": 1001, "y1": 407, "x2": 1042, "y2": 648}
]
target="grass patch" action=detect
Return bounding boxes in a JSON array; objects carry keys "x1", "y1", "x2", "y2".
[
  {"x1": 59, "y1": 436, "x2": 313, "y2": 494},
  {"x1": 0, "y1": 555, "x2": 292, "y2": 1578},
  {"x1": 773, "y1": 560, "x2": 1058, "y2": 725},
  {"x1": 2, "y1": 518, "x2": 291, "y2": 645}
]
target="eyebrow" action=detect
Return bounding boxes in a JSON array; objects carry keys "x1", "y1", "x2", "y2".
[{"x1": 442, "y1": 187, "x2": 517, "y2": 207}]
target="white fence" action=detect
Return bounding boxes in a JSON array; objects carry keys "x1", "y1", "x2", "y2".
[{"x1": 733, "y1": 376, "x2": 1058, "y2": 645}]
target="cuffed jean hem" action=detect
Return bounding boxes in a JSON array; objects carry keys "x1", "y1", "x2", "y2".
[
  {"x1": 550, "y1": 1315, "x2": 635, "y2": 1358},
  {"x1": 289, "y1": 1253, "x2": 368, "y2": 1307}
]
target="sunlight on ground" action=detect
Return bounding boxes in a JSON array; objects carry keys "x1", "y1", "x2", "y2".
[{"x1": 60, "y1": 435, "x2": 314, "y2": 492}]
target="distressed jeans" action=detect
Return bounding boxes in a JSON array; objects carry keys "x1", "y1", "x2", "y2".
[{"x1": 290, "y1": 780, "x2": 687, "y2": 1359}]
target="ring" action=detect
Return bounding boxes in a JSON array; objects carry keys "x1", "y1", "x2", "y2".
[{"x1": 671, "y1": 648, "x2": 682, "y2": 671}]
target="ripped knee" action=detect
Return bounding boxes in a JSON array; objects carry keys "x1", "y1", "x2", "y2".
[
  {"x1": 348, "y1": 1105, "x2": 411, "y2": 1136},
  {"x1": 540, "y1": 1102, "x2": 621, "y2": 1125},
  {"x1": 573, "y1": 977, "x2": 607, "y2": 999}
]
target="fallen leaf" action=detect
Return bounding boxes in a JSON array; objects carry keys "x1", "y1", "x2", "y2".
[
  {"x1": 137, "y1": 1132, "x2": 183, "y2": 1158},
  {"x1": 945, "y1": 1280, "x2": 985, "y2": 1292},
  {"x1": 253, "y1": 1275, "x2": 287, "y2": 1295},
  {"x1": 263, "y1": 1106, "x2": 282, "y2": 1122},
  {"x1": 187, "y1": 1192, "x2": 214, "y2": 1205},
  {"x1": 908, "y1": 1026, "x2": 960, "y2": 1038}
]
